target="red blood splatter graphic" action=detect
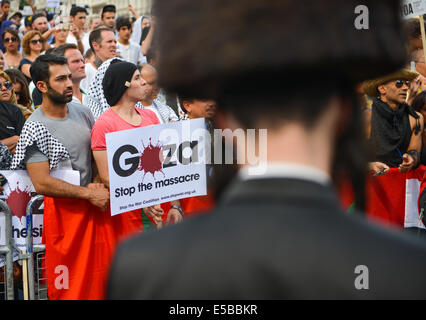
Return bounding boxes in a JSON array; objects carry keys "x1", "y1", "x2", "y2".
[
  {"x1": 138, "y1": 138, "x2": 165, "y2": 180},
  {"x1": 6, "y1": 182, "x2": 32, "y2": 222}
]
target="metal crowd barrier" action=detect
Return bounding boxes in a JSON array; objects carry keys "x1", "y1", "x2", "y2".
[
  {"x1": 0, "y1": 199, "x2": 14, "y2": 300},
  {"x1": 24, "y1": 195, "x2": 47, "y2": 300}
]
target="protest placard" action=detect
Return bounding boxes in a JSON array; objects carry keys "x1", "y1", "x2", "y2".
[
  {"x1": 401, "y1": 0, "x2": 426, "y2": 77},
  {"x1": 0, "y1": 169, "x2": 79, "y2": 267},
  {"x1": 106, "y1": 118, "x2": 208, "y2": 216},
  {"x1": 401, "y1": 0, "x2": 426, "y2": 19},
  {"x1": 46, "y1": 0, "x2": 60, "y2": 8}
]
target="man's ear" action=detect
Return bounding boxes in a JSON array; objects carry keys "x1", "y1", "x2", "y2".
[
  {"x1": 182, "y1": 101, "x2": 191, "y2": 115},
  {"x1": 91, "y1": 41, "x2": 99, "y2": 51},
  {"x1": 377, "y1": 84, "x2": 386, "y2": 95},
  {"x1": 36, "y1": 81, "x2": 48, "y2": 94}
]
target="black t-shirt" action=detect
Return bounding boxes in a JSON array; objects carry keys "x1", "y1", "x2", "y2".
[{"x1": 0, "y1": 101, "x2": 25, "y2": 140}]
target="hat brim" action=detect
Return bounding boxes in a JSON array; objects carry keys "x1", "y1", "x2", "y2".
[{"x1": 363, "y1": 69, "x2": 419, "y2": 97}]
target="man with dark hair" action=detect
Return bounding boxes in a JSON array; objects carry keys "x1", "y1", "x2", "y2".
[
  {"x1": 179, "y1": 97, "x2": 216, "y2": 120},
  {"x1": 108, "y1": 0, "x2": 426, "y2": 299},
  {"x1": 177, "y1": 96, "x2": 216, "y2": 215},
  {"x1": 80, "y1": 27, "x2": 117, "y2": 92},
  {"x1": 51, "y1": 43, "x2": 87, "y2": 104},
  {"x1": 101, "y1": 5, "x2": 116, "y2": 30},
  {"x1": 10, "y1": 54, "x2": 111, "y2": 299},
  {"x1": 12, "y1": 54, "x2": 104, "y2": 196},
  {"x1": 67, "y1": 6, "x2": 88, "y2": 52},
  {"x1": 116, "y1": 16, "x2": 144, "y2": 65}
]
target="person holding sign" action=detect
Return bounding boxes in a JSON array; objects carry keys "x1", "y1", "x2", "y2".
[
  {"x1": 108, "y1": 0, "x2": 426, "y2": 299},
  {"x1": 10, "y1": 55, "x2": 114, "y2": 299},
  {"x1": 177, "y1": 97, "x2": 216, "y2": 217},
  {"x1": 91, "y1": 60, "x2": 183, "y2": 239}
]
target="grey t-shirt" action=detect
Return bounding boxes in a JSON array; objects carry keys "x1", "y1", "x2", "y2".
[{"x1": 24, "y1": 102, "x2": 95, "y2": 186}]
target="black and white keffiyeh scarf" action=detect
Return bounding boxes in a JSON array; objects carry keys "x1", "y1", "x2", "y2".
[
  {"x1": 85, "y1": 57, "x2": 179, "y2": 123},
  {"x1": 10, "y1": 121, "x2": 70, "y2": 170},
  {"x1": 85, "y1": 57, "x2": 124, "y2": 121},
  {"x1": 370, "y1": 98, "x2": 420, "y2": 167},
  {"x1": 0, "y1": 142, "x2": 12, "y2": 170},
  {"x1": 151, "y1": 99, "x2": 179, "y2": 123}
]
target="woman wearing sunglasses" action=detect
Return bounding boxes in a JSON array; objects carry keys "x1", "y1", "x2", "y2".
[
  {"x1": 19, "y1": 30, "x2": 44, "y2": 83},
  {"x1": 2, "y1": 28, "x2": 22, "y2": 69},
  {"x1": 0, "y1": 70, "x2": 33, "y2": 118},
  {"x1": 5, "y1": 68, "x2": 34, "y2": 118}
]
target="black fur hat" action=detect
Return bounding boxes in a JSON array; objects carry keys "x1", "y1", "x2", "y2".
[{"x1": 155, "y1": 0, "x2": 407, "y2": 99}]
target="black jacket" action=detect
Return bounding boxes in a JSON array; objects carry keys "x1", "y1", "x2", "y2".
[{"x1": 107, "y1": 178, "x2": 426, "y2": 299}]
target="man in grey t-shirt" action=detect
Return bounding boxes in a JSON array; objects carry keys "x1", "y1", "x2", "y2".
[
  {"x1": 24, "y1": 101, "x2": 94, "y2": 186},
  {"x1": 17, "y1": 54, "x2": 109, "y2": 210}
]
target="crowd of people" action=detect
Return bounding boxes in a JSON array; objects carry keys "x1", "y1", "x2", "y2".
[
  {"x1": 0, "y1": 1, "x2": 217, "y2": 299},
  {"x1": 0, "y1": 0, "x2": 425, "y2": 300}
]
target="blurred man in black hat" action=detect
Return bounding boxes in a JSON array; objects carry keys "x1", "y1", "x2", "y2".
[{"x1": 107, "y1": 0, "x2": 426, "y2": 299}]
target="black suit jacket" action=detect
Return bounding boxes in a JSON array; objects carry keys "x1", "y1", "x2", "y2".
[{"x1": 107, "y1": 178, "x2": 426, "y2": 299}]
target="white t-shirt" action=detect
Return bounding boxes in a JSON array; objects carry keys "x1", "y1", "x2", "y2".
[
  {"x1": 81, "y1": 33, "x2": 91, "y2": 55},
  {"x1": 72, "y1": 90, "x2": 87, "y2": 105},
  {"x1": 66, "y1": 33, "x2": 78, "y2": 45},
  {"x1": 117, "y1": 41, "x2": 146, "y2": 66},
  {"x1": 67, "y1": 32, "x2": 90, "y2": 55},
  {"x1": 80, "y1": 63, "x2": 97, "y2": 93},
  {"x1": 144, "y1": 106, "x2": 164, "y2": 124}
]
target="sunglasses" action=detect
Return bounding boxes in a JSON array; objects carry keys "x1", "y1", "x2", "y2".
[
  {"x1": 395, "y1": 80, "x2": 410, "y2": 88},
  {"x1": 3, "y1": 37, "x2": 17, "y2": 43},
  {"x1": 30, "y1": 39, "x2": 43, "y2": 44},
  {"x1": 0, "y1": 81, "x2": 12, "y2": 91}
]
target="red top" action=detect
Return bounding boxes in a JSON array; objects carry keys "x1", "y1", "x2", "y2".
[
  {"x1": 91, "y1": 107, "x2": 159, "y2": 150},
  {"x1": 91, "y1": 107, "x2": 160, "y2": 243}
]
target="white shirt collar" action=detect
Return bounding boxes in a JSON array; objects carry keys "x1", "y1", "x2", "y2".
[{"x1": 239, "y1": 162, "x2": 331, "y2": 186}]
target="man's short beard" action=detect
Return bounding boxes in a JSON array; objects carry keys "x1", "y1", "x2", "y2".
[{"x1": 46, "y1": 84, "x2": 72, "y2": 104}]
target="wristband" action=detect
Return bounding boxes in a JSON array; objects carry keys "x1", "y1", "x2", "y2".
[{"x1": 171, "y1": 205, "x2": 184, "y2": 216}]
